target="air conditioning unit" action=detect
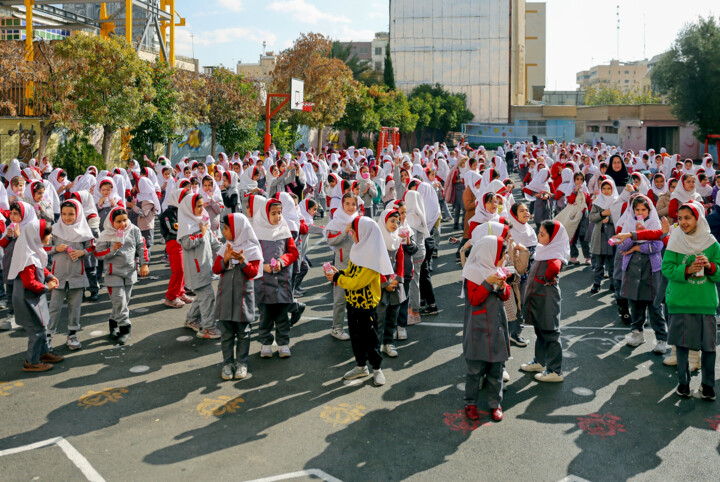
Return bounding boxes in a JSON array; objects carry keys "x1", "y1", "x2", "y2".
[{"x1": 612, "y1": 120, "x2": 620, "y2": 128}]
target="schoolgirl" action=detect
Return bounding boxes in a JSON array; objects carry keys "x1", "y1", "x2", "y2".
[
  {"x1": 402, "y1": 190, "x2": 429, "y2": 324},
  {"x1": 521, "y1": 220, "x2": 569, "y2": 382},
  {"x1": 275, "y1": 192, "x2": 306, "y2": 325},
  {"x1": 326, "y1": 216, "x2": 394, "y2": 386},
  {"x1": 95, "y1": 207, "x2": 150, "y2": 344},
  {"x1": 213, "y1": 213, "x2": 263, "y2": 380},
  {"x1": 392, "y1": 200, "x2": 419, "y2": 341},
  {"x1": 356, "y1": 165, "x2": 379, "y2": 217},
  {"x1": 253, "y1": 196, "x2": 299, "y2": 357},
  {"x1": 462, "y1": 235, "x2": 511, "y2": 421},
  {"x1": 47, "y1": 199, "x2": 95, "y2": 351},
  {"x1": 522, "y1": 167, "x2": 553, "y2": 228},
  {"x1": 201, "y1": 174, "x2": 225, "y2": 234},
  {"x1": 10, "y1": 203, "x2": 61, "y2": 371},
  {"x1": 669, "y1": 173, "x2": 702, "y2": 221},
  {"x1": 177, "y1": 193, "x2": 222, "y2": 339},
  {"x1": 129, "y1": 172, "x2": 161, "y2": 257},
  {"x1": 662, "y1": 202, "x2": 720, "y2": 400},
  {"x1": 323, "y1": 192, "x2": 358, "y2": 340},
  {"x1": 589, "y1": 179, "x2": 618, "y2": 293},
  {"x1": 159, "y1": 188, "x2": 193, "y2": 308},
  {"x1": 376, "y1": 208, "x2": 405, "y2": 358},
  {"x1": 27, "y1": 181, "x2": 53, "y2": 223},
  {"x1": 508, "y1": 202, "x2": 537, "y2": 347},
  {"x1": 295, "y1": 198, "x2": 324, "y2": 295},
  {"x1": 221, "y1": 171, "x2": 239, "y2": 215},
  {"x1": 93, "y1": 177, "x2": 122, "y2": 226},
  {"x1": 468, "y1": 192, "x2": 501, "y2": 236},
  {"x1": 616, "y1": 195, "x2": 668, "y2": 351}
]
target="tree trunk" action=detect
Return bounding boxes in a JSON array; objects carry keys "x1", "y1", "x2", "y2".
[
  {"x1": 166, "y1": 140, "x2": 172, "y2": 159},
  {"x1": 38, "y1": 119, "x2": 54, "y2": 161},
  {"x1": 211, "y1": 126, "x2": 216, "y2": 157},
  {"x1": 317, "y1": 126, "x2": 324, "y2": 152},
  {"x1": 101, "y1": 125, "x2": 114, "y2": 166}
]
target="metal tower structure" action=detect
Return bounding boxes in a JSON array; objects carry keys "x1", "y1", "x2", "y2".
[{"x1": 0, "y1": 0, "x2": 185, "y2": 66}]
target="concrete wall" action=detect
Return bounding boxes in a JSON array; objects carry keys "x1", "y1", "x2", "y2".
[
  {"x1": 525, "y1": 2, "x2": 546, "y2": 101},
  {"x1": 390, "y1": 0, "x2": 517, "y2": 123}
]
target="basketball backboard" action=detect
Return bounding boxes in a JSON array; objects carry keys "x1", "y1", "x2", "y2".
[{"x1": 290, "y1": 78, "x2": 304, "y2": 111}]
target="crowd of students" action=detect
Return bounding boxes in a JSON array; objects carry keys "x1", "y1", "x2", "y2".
[{"x1": 1, "y1": 140, "x2": 717, "y2": 424}]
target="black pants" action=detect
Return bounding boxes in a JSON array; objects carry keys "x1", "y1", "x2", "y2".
[
  {"x1": 420, "y1": 231, "x2": 436, "y2": 306},
  {"x1": 294, "y1": 255, "x2": 310, "y2": 291},
  {"x1": 396, "y1": 279, "x2": 411, "y2": 328},
  {"x1": 347, "y1": 304, "x2": 382, "y2": 370},
  {"x1": 377, "y1": 302, "x2": 400, "y2": 344},
  {"x1": 219, "y1": 320, "x2": 251, "y2": 365}
]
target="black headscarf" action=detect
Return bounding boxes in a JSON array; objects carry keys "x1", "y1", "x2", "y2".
[{"x1": 606, "y1": 154, "x2": 629, "y2": 188}]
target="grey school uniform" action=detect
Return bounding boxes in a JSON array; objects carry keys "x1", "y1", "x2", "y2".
[
  {"x1": 357, "y1": 178, "x2": 378, "y2": 217},
  {"x1": 327, "y1": 229, "x2": 354, "y2": 331},
  {"x1": 47, "y1": 235, "x2": 93, "y2": 335},
  {"x1": 14, "y1": 265, "x2": 55, "y2": 364},
  {"x1": 96, "y1": 225, "x2": 148, "y2": 327},
  {"x1": 84, "y1": 215, "x2": 100, "y2": 295},
  {"x1": 2, "y1": 235, "x2": 17, "y2": 315},
  {"x1": 668, "y1": 313, "x2": 717, "y2": 387},
  {"x1": 181, "y1": 230, "x2": 222, "y2": 330},
  {"x1": 408, "y1": 229, "x2": 427, "y2": 312},
  {"x1": 216, "y1": 258, "x2": 256, "y2": 366},
  {"x1": 376, "y1": 248, "x2": 406, "y2": 344},
  {"x1": 463, "y1": 280, "x2": 510, "y2": 408},
  {"x1": 256, "y1": 238, "x2": 295, "y2": 346},
  {"x1": 523, "y1": 260, "x2": 563, "y2": 373},
  {"x1": 620, "y1": 248, "x2": 667, "y2": 340},
  {"x1": 588, "y1": 204, "x2": 616, "y2": 285}
]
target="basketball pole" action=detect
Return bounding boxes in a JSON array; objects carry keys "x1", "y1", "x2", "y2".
[{"x1": 264, "y1": 93, "x2": 290, "y2": 154}]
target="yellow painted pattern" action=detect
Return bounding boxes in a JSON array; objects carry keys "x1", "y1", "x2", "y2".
[
  {"x1": 320, "y1": 403, "x2": 366, "y2": 427},
  {"x1": 196, "y1": 395, "x2": 245, "y2": 418},
  {"x1": 0, "y1": 381, "x2": 24, "y2": 396},
  {"x1": 77, "y1": 387, "x2": 128, "y2": 408}
]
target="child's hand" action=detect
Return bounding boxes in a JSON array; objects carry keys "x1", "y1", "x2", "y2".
[
  {"x1": 620, "y1": 245, "x2": 640, "y2": 256},
  {"x1": 223, "y1": 243, "x2": 234, "y2": 263},
  {"x1": 272, "y1": 259, "x2": 282, "y2": 273},
  {"x1": 233, "y1": 249, "x2": 245, "y2": 265},
  {"x1": 113, "y1": 242, "x2": 123, "y2": 251},
  {"x1": 601, "y1": 209, "x2": 611, "y2": 216},
  {"x1": 68, "y1": 249, "x2": 83, "y2": 261},
  {"x1": 613, "y1": 232, "x2": 632, "y2": 243},
  {"x1": 126, "y1": 200, "x2": 135, "y2": 210},
  {"x1": 46, "y1": 278, "x2": 58, "y2": 290},
  {"x1": 263, "y1": 263, "x2": 272, "y2": 274},
  {"x1": 661, "y1": 217, "x2": 671, "y2": 234},
  {"x1": 486, "y1": 274, "x2": 504, "y2": 285},
  {"x1": 688, "y1": 259, "x2": 704, "y2": 274},
  {"x1": 139, "y1": 265, "x2": 150, "y2": 277},
  {"x1": 55, "y1": 244, "x2": 68, "y2": 252},
  {"x1": 201, "y1": 223, "x2": 209, "y2": 235}
]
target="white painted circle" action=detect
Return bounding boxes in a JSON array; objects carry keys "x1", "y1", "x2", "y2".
[
  {"x1": 90, "y1": 330, "x2": 105, "y2": 336},
  {"x1": 563, "y1": 350, "x2": 577, "y2": 358},
  {"x1": 342, "y1": 378, "x2": 366, "y2": 387},
  {"x1": 456, "y1": 383, "x2": 466, "y2": 391},
  {"x1": 572, "y1": 387, "x2": 594, "y2": 397},
  {"x1": 176, "y1": 336, "x2": 193, "y2": 342},
  {"x1": 134, "y1": 307, "x2": 149, "y2": 313},
  {"x1": 129, "y1": 365, "x2": 150, "y2": 373}
]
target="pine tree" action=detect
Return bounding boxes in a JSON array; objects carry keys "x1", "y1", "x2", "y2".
[{"x1": 383, "y1": 42, "x2": 396, "y2": 90}]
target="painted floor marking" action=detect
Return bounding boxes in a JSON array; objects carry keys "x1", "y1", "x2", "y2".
[
  {"x1": 245, "y1": 469, "x2": 343, "y2": 482},
  {"x1": 0, "y1": 437, "x2": 105, "y2": 482}
]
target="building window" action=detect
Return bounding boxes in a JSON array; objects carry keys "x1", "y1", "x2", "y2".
[
  {"x1": 605, "y1": 127, "x2": 618, "y2": 134},
  {"x1": 587, "y1": 126, "x2": 600, "y2": 133},
  {"x1": 625, "y1": 79, "x2": 629, "y2": 83},
  {"x1": 625, "y1": 70, "x2": 629, "y2": 74},
  {"x1": 375, "y1": 47, "x2": 382, "y2": 56}
]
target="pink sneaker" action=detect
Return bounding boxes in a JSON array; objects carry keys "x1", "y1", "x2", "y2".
[
  {"x1": 179, "y1": 294, "x2": 195, "y2": 303},
  {"x1": 197, "y1": 328, "x2": 221, "y2": 339},
  {"x1": 164, "y1": 298, "x2": 185, "y2": 309}
]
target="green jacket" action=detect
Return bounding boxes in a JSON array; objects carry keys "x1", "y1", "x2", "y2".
[{"x1": 661, "y1": 242, "x2": 720, "y2": 315}]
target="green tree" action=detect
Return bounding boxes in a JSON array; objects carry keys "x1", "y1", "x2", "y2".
[
  {"x1": 269, "y1": 121, "x2": 301, "y2": 153},
  {"x1": 334, "y1": 84, "x2": 380, "y2": 145},
  {"x1": 383, "y1": 43, "x2": 395, "y2": 89},
  {"x1": 369, "y1": 86, "x2": 417, "y2": 146},
  {"x1": 130, "y1": 59, "x2": 189, "y2": 159},
  {"x1": 216, "y1": 119, "x2": 262, "y2": 155},
  {"x1": 407, "y1": 84, "x2": 471, "y2": 146},
  {"x1": 53, "y1": 132, "x2": 106, "y2": 180},
  {"x1": 583, "y1": 84, "x2": 662, "y2": 106},
  {"x1": 652, "y1": 16, "x2": 720, "y2": 140},
  {"x1": 55, "y1": 36, "x2": 156, "y2": 165},
  {"x1": 329, "y1": 41, "x2": 371, "y2": 81}
]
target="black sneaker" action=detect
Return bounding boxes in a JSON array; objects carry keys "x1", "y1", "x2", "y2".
[
  {"x1": 117, "y1": 325, "x2": 131, "y2": 345},
  {"x1": 420, "y1": 305, "x2": 438, "y2": 316},
  {"x1": 290, "y1": 303, "x2": 306, "y2": 326},
  {"x1": 608, "y1": 284, "x2": 616, "y2": 293},
  {"x1": 89, "y1": 293, "x2": 99, "y2": 302},
  {"x1": 590, "y1": 284, "x2": 601, "y2": 294},
  {"x1": 676, "y1": 383, "x2": 691, "y2": 398},
  {"x1": 108, "y1": 319, "x2": 119, "y2": 339},
  {"x1": 700, "y1": 384, "x2": 716, "y2": 401},
  {"x1": 510, "y1": 334, "x2": 529, "y2": 347}
]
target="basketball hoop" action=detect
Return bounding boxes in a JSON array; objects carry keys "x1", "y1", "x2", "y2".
[{"x1": 302, "y1": 102, "x2": 314, "y2": 112}]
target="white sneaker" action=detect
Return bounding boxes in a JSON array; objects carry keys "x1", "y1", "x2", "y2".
[
  {"x1": 535, "y1": 370, "x2": 564, "y2": 382},
  {"x1": 626, "y1": 330, "x2": 645, "y2": 347},
  {"x1": 373, "y1": 369, "x2": 386, "y2": 386},
  {"x1": 520, "y1": 360, "x2": 546, "y2": 372},
  {"x1": 343, "y1": 365, "x2": 370, "y2": 380},
  {"x1": 0, "y1": 319, "x2": 12, "y2": 330},
  {"x1": 653, "y1": 340, "x2": 668, "y2": 354},
  {"x1": 221, "y1": 363, "x2": 234, "y2": 381},
  {"x1": 66, "y1": 334, "x2": 82, "y2": 351},
  {"x1": 502, "y1": 369, "x2": 510, "y2": 383},
  {"x1": 260, "y1": 345, "x2": 273, "y2": 358},
  {"x1": 278, "y1": 345, "x2": 291, "y2": 358},
  {"x1": 407, "y1": 310, "x2": 422, "y2": 325},
  {"x1": 234, "y1": 364, "x2": 248, "y2": 379},
  {"x1": 395, "y1": 327, "x2": 408, "y2": 340},
  {"x1": 381, "y1": 344, "x2": 398, "y2": 357},
  {"x1": 330, "y1": 328, "x2": 350, "y2": 341}
]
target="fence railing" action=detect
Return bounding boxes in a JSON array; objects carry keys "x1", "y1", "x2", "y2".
[{"x1": 0, "y1": 82, "x2": 49, "y2": 117}]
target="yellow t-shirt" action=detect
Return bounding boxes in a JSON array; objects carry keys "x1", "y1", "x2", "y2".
[{"x1": 336, "y1": 261, "x2": 381, "y2": 309}]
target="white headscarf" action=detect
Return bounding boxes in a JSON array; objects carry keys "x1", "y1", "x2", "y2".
[
  {"x1": 5, "y1": 159, "x2": 22, "y2": 181},
  {"x1": 617, "y1": 194, "x2": 661, "y2": 235},
  {"x1": 8, "y1": 202, "x2": 47, "y2": 280},
  {"x1": 670, "y1": 174, "x2": 703, "y2": 205},
  {"x1": 71, "y1": 190, "x2": 98, "y2": 218},
  {"x1": 403, "y1": 190, "x2": 429, "y2": 235},
  {"x1": 324, "y1": 196, "x2": 359, "y2": 236},
  {"x1": 508, "y1": 207, "x2": 538, "y2": 247},
  {"x1": 378, "y1": 208, "x2": 402, "y2": 251},
  {"x1": 524, "y1": 168, "x2": 551, "y2": 201},
  {"x1": 253, "y1": 197, "x2": 292, "y2": 242},
  {"x1": 53, "y1": 198, "x2": 94, "y2": 242},
  {"x1": 470, "y1": 220, "x2": 509, "y2": 245},
  {"x1": 463, "y1": 235, "x2": 505, "y2": 285},
  {"x1": 176, "y1": 193, "x2": 206, "y2": 240},
  {"x1": 534, "y1": 220, "x2": 570, "y2": 264},
  {"x1": 136, "y1": 176, "x2": 161, "y2": 214},
  {"x1": 48, "y1": 168, "x2": 68, "y2": 192},
  {"x1": 275, "y1": 192, "x2": 300, "y2": 232},
  {"x1": 417, "y1": 182, "x2": 441, "y2": 228},
  {"x1": 593, "y1": 178, "x2": 619, "y2": 210},
  {"x1": 299, "y1": 198, "x2": 315, "y2": 225},
  {"x1": 93, "y1": 177, "x2": 122, "y2": 210},
  {"x1": 219, "y1": 213, "x2": 263, "y2": 276},
  {"x1": 349, "y1": 216, "x2": 394, "y2": 276},
  {"x1": 469, "y1": 192, "x2": 501, "y2": 225},
  {"x1": 667, "y1": 201, "x2": 715, "y2": 255},
  {"x1": 648, "y1": 174, "x2": 668, "y2": 199}
]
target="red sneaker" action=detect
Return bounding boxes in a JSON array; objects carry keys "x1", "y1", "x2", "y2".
[
  {"x1": 491, "y1": 407, "x2": 503, "y2": 421},
  {"x1": 464, "y1": 404, "x2": 479, "y2": 420}
]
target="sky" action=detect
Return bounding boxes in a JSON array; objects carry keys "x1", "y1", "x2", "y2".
[{"x1": 175, "y1": 0, "x2": 719, "y2": 90}]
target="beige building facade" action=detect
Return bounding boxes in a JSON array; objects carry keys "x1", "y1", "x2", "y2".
[
  {"x1": 576, "y1": 59, "x2": 651, "y2": 92},
  {"x1": 525, "y1": 2, "x2": 546, "y2": 101},
  {"x1": 236, "y1": 53, "x2": 277, "y2": 82}
]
